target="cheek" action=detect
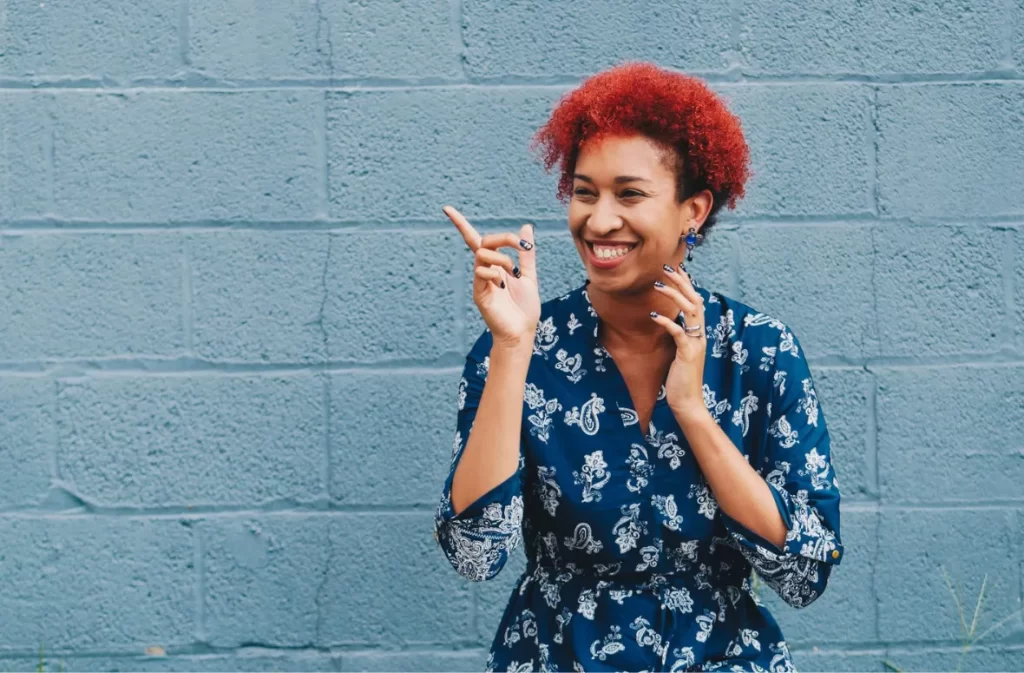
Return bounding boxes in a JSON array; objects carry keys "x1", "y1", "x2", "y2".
[
  {"x1": 567, "y1": 205, "x2": 586, "y2": 236},
  {"x1": 640, "y1": 206, "x2": 682, "y2": 247}
]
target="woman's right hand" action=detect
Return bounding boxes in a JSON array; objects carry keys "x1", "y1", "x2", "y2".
[{"x1": 444, "y1": 205, "x2": 540, "y2": 349}]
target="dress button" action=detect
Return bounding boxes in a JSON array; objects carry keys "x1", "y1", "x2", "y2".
[{"x1": 831, "y1": 549, "x2": 840, "y2": 559}]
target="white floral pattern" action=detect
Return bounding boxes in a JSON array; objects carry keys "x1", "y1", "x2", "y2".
[
  {"x1": 436, "y1": 281, "x2": 844, "y2": 672},
  {"x1": 572, "y1": 450, "x2": 611, "y2": 503},
  {"x1": 625, "y1": 443, "x2": 654, "y2": 494}
]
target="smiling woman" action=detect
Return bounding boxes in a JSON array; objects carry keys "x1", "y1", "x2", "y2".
[{"x1": 435, "y1": 62, "x2": 844, "y2": 673}]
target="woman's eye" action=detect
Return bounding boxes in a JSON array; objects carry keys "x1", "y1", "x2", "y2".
[{"x1": 572, "y1": 188, "x2": 643, "y2": 198}]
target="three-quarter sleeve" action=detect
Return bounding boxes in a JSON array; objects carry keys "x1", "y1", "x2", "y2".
[
  {"x1": 433, "y1": 331, "x2": 526, "y2": 582},
  {"x1": 721, "y1": 326, "x2": 844, "y2": 608}
]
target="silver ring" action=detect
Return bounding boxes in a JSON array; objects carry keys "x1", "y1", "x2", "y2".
[{"x1": 683, "y1": 324, "x2": 703, "y2": 338}]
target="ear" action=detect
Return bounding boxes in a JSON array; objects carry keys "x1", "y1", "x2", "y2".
[{"x1": 680, "y1": 189, "x2": 714, "y2": 234}]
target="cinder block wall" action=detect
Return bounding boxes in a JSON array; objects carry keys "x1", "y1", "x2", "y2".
[{"x1": 0, "y1": 1, "x2": 1022, "y2": 671}]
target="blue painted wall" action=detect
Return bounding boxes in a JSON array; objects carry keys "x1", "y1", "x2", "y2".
[{"x1": 0, "y1": 1, "x2": 1022, "y2": 671}]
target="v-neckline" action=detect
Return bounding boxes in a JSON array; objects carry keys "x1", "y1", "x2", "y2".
[
  {"x1": 577, "y1": 278, "x2": 707, "y2": 444},
  {"x1": 599, "y1": 346, "x2": 670, "y2": 445}
]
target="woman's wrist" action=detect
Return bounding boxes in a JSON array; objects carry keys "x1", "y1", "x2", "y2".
[
  {"x1": 671, "y1": 402, "x2": 713, "y2": 431},
  {"x1": 492, "y1": 329, "x2": 536, "y2": 360},
  {"x1": 491, "y1": 340, "x2": 534, "y2": 367}
]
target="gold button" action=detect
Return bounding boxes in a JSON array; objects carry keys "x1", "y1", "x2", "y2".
[{"x1": 831, "y1": 550, "x2": 840, "y2": 559}]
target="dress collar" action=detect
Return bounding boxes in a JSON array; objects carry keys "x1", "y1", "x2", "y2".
[{"x1": 573, "y1": 279, "x2": 603, "y2": 352}]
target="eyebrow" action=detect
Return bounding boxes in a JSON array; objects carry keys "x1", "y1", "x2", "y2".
[{"x1": 573, "y1": 173, "x2": 652, "y2": 185}]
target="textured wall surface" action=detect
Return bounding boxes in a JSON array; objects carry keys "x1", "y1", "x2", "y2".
[{"x1": 0, "y1": 1, "x2": 1022, "y2": 671}]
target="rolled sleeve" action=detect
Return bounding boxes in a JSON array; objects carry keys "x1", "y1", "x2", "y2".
[
  {"x1": 433, "y1": 330, "x2": 525, "y2": 582},
  {"x1": 723, "y1": 326, "x2": 844, "y2": 608}
]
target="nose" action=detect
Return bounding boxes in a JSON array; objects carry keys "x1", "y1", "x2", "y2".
[{"x1": 585, "y1": 195, "x2": 623, "y2": 236}]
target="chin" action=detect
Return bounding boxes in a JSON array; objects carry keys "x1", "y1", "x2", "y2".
[{"x1": 583, "y1": 268, "x2": 647, "y2": 296}]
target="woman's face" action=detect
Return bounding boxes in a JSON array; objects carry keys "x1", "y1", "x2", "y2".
[{"x1": 568, "y1": 133, "x2": 709, "y2": 294}]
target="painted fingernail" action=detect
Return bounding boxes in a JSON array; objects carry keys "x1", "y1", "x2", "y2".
[
  {"x1": 679, "y1": 261, "x2": 687, "y2": 271},
  {"x1": 653, "y1": 281, "x2": 665, "y2": 288},
  {"x1": 500, "y1": 280, "x2": 506, "y2": 289},
  {"x1": 512, "y1": 266, "x2": 521, "y2": 278},
  {"x1": 650, "y1": 311, "x2": 660, "y2": 319},
  {"x1": 662, "y1": 264, "x2": 675, "y2": 274},
  {"x1": 519, "y1": 239, "x2": 534, "y2": 250}
]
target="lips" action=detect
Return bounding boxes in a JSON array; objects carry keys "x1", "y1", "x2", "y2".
[{"x1": 586, "y1": 240, "x2": 638, "y2": 269}]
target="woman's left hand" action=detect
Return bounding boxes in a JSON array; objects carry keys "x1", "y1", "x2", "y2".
[{"x1": 650, "y1": 262, "x2": 708, "y2": 422}]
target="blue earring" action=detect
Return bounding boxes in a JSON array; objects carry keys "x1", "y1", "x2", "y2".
[{"x1": 683, "y1": 227, "x2": 704, "y2": 262}]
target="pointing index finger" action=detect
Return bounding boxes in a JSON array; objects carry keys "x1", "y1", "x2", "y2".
[
  {"x1": 443, "y1": 205, "x2": 481, "y2": 252},
  {"x1": 479, "y1": 232, "x2": 524, "y2": 251}
]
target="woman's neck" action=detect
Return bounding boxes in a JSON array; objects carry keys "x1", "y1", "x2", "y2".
[{"x1": 589, "y1": 284, "x2": 677, "y2": 355}]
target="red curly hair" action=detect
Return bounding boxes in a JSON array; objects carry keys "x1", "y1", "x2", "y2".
[{"x1": 531, "y1": 62, "x2": 751, "y2": 233}]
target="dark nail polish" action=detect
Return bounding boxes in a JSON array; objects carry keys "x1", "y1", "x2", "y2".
[
  {"x1": 512, "y1": 266, "x2": 521, "y2": 278},
  {"x1": 519, "y1": 239, "x2": 534, "y2": 250},
  {"x1": 650, "y1": 311, "x2": 659, "y2": 318},
  {"x1": 679, "y1": 261, "x2": 686, "y2": 271},
  {"x1": 500, "y1": 280, "x2": 505, "y2": 289},
  {"x1": 654, "y1": 281, "x2": 665, "y2": 288},
  {"x1": 662, "y1": 264, "x2": 675, "y2": 273}
]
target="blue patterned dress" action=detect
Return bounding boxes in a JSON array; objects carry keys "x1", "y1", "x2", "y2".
[{"x1": 434, "y1": 279, "x2": 844, "y2": 672}]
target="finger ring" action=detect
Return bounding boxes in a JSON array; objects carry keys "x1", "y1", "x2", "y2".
[{"x1": 683, "y1": 324, "x2": 703, "y2": 337}]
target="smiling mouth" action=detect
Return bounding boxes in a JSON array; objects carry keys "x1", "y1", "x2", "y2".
[{"x1": 586, "y1": 241, "x2": 638, "y2": 260}]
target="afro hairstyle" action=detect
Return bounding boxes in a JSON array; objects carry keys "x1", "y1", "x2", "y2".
[{"x1": 531, "y1": 61, "x2": 751, "y2": 236}]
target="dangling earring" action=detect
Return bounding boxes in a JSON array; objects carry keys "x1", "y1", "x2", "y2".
[{"x1": 682, "y1": 227, "x2": 704, "y2": 262}]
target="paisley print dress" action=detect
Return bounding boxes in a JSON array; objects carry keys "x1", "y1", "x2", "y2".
[{"x1": 433, "y1": 279, "x2": 844, "y2": 672}]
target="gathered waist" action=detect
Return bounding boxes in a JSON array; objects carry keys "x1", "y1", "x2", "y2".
[
  {"x1": 502, "y1": 560, "x2": 779, "y2": 670},
  {"x1": 495, "y1": 565, "x2": 786, "y2": 673},
  {"x1": 522, "y1": 559, "x2": 744, "y2": 599}
]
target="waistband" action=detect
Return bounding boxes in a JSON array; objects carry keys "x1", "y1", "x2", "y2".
[{"x1": 524, "y1": 560, "x2": 716, "y2": 591}]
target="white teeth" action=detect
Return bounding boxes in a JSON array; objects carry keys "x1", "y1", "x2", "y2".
[{"x1": 593, "y1": 244, "x2": 634, "y2": 259}]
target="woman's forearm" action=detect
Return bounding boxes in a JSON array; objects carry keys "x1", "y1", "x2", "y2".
[
  {"x1": 675, "y1": 407, "x2": 788, "y2": 549},
  {"x1": 450, "y1": 340, "x2": 533, "y2": 517}
]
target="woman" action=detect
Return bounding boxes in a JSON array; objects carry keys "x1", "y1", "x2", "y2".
[{"x1": 433, "y1": 62, "x2": 844, "y2": 673}]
